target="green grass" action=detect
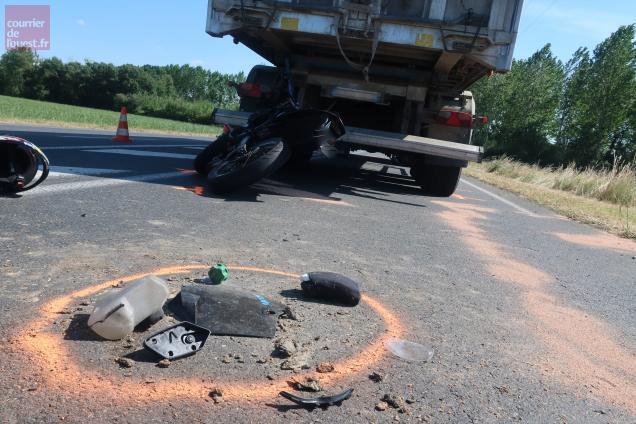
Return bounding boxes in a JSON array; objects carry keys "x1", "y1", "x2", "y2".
[
  {"x1": 466, "y1": 157, "x2": 636, "y2": 239},
  {"x1": 479, "y1": 157, "x2": 636, "y2": 207},
  {"x1": 0, "y1": 95, "x2": 221, "y2": 137}
]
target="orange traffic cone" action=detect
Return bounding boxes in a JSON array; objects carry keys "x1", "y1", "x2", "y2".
[{"x1": 112, "y1": 107, "x2": 132, "y2": 143}]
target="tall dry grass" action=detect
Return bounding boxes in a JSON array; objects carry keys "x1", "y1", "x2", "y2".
[{"x1": 483, "y1": 157, "x2": 636, "y2": 208}]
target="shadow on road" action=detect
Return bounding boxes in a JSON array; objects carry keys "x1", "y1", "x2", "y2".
[
  {"x1": 199, "y1": 154, "x2": 427, "y2": 208},
  {"x1": 12, "y1": 126, "x2": 427, "y2": 207},
  {"x1": 124, "y1": 348, "x2": 161, "y2": 363},
  {"x1": 264, "y1": 402, "x2": 333, "y2": 412},
  {"x1": 63, "y1": 313, "x2": 103, "y2": 341},
  {"x1": 279, "y1": 288, "x2": 359, "y2": 307},
  {"x1": 0, "y1": 191, "x2": 22, "y2": 198}
]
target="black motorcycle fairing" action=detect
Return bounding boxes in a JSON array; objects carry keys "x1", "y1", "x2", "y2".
[{"x1": 249, "y1": 109, "x2": 345, "y2": 149}]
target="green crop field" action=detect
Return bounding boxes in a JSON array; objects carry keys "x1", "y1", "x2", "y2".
[{"x1": 0, "y1": 95, "x2": 221, "y2": 137}]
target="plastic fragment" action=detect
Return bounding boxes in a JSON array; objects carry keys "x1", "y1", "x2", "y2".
[
  {"x1": 144, "y1": 322, "x2": 210, "y2": 360},
  {"x1": 300, "y1": 272, "x2": 361, "y2": 306},
  {"x1": 385, "y1": 339, "x2": 434, "y2": 362},
  {"x1": 173, "y1": 284, "x2": 286, "y2": 338}
]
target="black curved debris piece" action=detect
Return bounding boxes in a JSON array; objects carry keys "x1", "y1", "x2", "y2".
[
  {"x1": 143, "y1": 321, "x2": 210, "y2": 360},
  {"x1": 280, "y1": 388, "x2": 354, "y2": 407}
]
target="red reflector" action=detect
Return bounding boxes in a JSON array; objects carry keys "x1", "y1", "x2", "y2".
[
  {"x1": 447, "y1": 112, "x2": 462, "y2": 127},
  {"x1": 436, "y1": 110, "x2": 473, "y2": 128},
  {"x1": 238, "y1": 83, "x2": 262, "y2": 98},
  {"x1": 222, "y1": 124, "x2": 230, "y2": 134}
]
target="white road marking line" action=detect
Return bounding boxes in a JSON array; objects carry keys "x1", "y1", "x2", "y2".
[
  {"x1": 182, "y1": 147, "x2": 204, "y2": 150},
  {"x1": 83, "y1": 149, "x2": 197, "y2": 159},
  {"x1": 49, "y1": 166, "x2": 128, "y2": 178},
  {"x1": 27, "y1": 171, "x2": 188, "y2": 196},
  {"x1": 58, "y1": 135, "x2": 214, "y2": 142},
  {"x1": 461, "y1": 178, "x2": 540, "y2": 217},
  {"x1": 58, "y1": 135, "x2": 106, "y2": 139},
  {"x1": 43, "y1": 144, "x2": 207, "y2": 150}
]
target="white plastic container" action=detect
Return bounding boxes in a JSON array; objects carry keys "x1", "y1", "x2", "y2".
[{"x1": 87, "y1": 275, "x2": 170, "y2": 340}]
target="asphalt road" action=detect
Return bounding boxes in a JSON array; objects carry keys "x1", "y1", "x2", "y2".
[{"x1": 1, "y1": 124, "x2": 635, "y2": 423}]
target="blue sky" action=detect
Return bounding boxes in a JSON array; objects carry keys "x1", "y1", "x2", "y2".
[{"x1": 2, "y1": 0, "x2": 635, "y2": 74}]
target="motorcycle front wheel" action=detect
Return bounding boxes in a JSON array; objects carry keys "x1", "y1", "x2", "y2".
[
  {"x1": 206, "y1": 137, "x2": 290, "y2": 193},
  {"x1": 194, "y1": 134, "x2": 229, "y2": 175}
]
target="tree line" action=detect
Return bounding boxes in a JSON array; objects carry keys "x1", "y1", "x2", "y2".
[
  {"x1": 0, "y1": 48, "x2": 245, "y2": 124},
  {"x1": 1, "y1": 25, "x2": 634, "y2": 168},
  {"x1": 472, "y1": 24, "x2": 636, "y2": 168}
]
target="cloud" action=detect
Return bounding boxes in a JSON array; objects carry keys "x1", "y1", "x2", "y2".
[
  {"x1": 189, "y1": 59, "x2": 205, "y2": 66},
  {"x1": 76, "y1": 18, "x2": 86, "y2": 27}
]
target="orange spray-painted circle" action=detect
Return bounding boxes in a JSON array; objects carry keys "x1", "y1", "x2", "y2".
[{"x1": 17, "y1": 265, "x2": 406, "y2": 403}]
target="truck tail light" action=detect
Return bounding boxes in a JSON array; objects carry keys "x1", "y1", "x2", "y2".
[
  {"x1": 436, "y1": 110, "x2": 473, "y2": 128},
  {"x1": 238, "y1": 83, "x2": 262, "y2": 98}
]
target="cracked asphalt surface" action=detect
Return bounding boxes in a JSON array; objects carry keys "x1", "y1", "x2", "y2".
[{"x1": 1, "y1": 124, "x2": 635, "y2": 423}]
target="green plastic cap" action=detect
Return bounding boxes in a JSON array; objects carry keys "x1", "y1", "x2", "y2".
[{"x1": 208, "y1": 263, "x2": 229, "y2": 284}]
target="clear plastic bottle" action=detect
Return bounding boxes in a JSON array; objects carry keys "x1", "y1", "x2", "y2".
[{"x1": 87, "y1": 275, "x2": 169, "y2": 340}]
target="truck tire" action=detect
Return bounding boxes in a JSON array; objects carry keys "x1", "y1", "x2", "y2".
[
  {"x1": 410, "y1": 164, "x2": 461, "y2": 197},
  {"x1": 207, "y1": 138, "x2": 291, "y2": 193},
  {"x1": 194, "y1": 135, "x2": 228, "y2": 175}
]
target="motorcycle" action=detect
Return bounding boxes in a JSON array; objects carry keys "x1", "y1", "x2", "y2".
[{"x1": 194, "y1": 80, "x2": 345, "y2": 193}]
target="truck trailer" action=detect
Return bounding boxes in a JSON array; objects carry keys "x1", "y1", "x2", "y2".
[{"x1": 206, "y1": 0, "x2": 524, "y2": 196}]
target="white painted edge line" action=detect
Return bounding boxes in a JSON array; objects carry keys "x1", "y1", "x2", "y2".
[
  {"x1": 83, "y1": 149, "x2": 197, "y2": 160},
  {"x1": 43, "y1": 144, "x2": 207, "y2": 150},
  {"x1": 27, "y1": 171, "x2": 188, "y2": 196},
  {"x1": 49, "y1": 166, "x2": 128, "y2": 178},
  {"x1": 461, "y1": 178, "x2": 541, "y2": 218},
  {"x1": 57, "y1": 135, "x2": 215, "y2": 142}
]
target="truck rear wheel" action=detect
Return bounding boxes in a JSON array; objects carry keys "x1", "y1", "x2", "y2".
[{"x1": 410, "y1": 164, "x2": 461, "y2": 197}]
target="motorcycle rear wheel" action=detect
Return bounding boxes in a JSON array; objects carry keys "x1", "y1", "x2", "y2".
[{"x1": 207, "y1": 137, "x2": 290, "y2": 193}]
